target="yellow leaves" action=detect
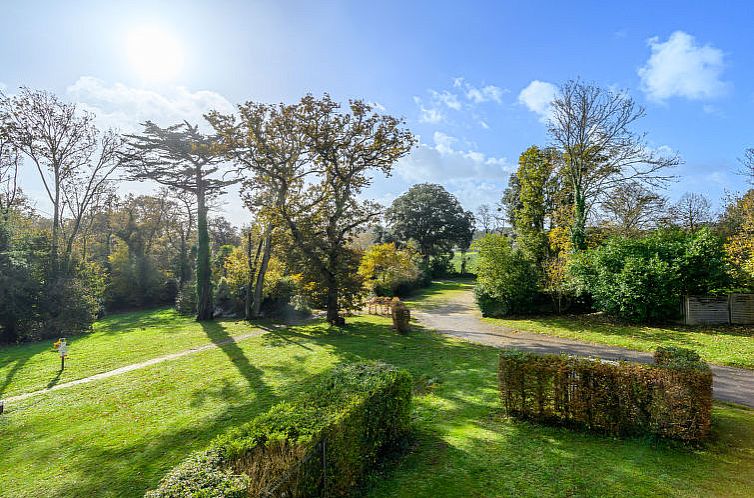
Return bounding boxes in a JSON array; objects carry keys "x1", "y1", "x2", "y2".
[
  {"x1": 724, "y1": 190, "x2": 754, "y2": 282},
  {"x1": 357, "y1": 243, "x2": 421, "y2": 291}
]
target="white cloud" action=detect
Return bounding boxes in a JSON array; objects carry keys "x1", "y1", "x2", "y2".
[
  {"x1": 638, "y1": 31, "x2": 728, "y2": 102},
  {"x1": 430, "y1": 90, "x2": 462, "y2": 110},
  {"x1": 413, "y1": 97, "x2": 444, "y2": 124},
  {"x1": 66, "y1": 76, "x2": 234, "y2": 132},
  {"x1": 414, "y1": 78, "x2": 506, "y2": 124},
  {"x1": 518, "y1": 80, "x2": 557, "y2": 121},
  {"x1": 453, "y1": 77, "x2": 505, "y2": 104},
  {"x1": 395, "y1": 132, "x2": 511, "y2": 184},
  {"x1": 365, "y1": 133, "x2": 512, "y2": 213}
]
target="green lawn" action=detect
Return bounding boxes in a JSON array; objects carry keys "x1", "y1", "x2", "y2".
[
  {"x1": 0, "y1": 308, "x2": 258, "y2": 398},
  {"x1": 450, "y1": 251, "x2": 478, "y2": 274},
  {"x1": 1, "y1": 309, "x2": 753, "y2": 497},
  {"x1": 404, "y1": 279, "x2": 754, "y2": 370},
  {"x1": 485, "y1": 314, "x2": 754, "y2": 370},
  {"x1": 403, "y1": 279, "x2": 475, "y2": 310}
]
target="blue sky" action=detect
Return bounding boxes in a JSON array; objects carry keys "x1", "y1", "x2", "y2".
[{"x1": 2, "y1": 0, "x2": 752, "y2": 225}]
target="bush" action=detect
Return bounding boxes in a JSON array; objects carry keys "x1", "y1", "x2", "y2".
[
  {"x1": 260, "y1": 276, "x2": 297, "y2": 315},
  {"x1": 474, "y1": 234, "x2": 540, "y2": 316},
  {"x1": 147, "y1": 362, "x2": 413, "y2": 497},
  {"x1": 358, "y1": 243, "x2": 422, "y2": 297},
  {"x1": 568, "y1": 228, "x2": 731, "y2": 322},
  {"x1": 175, "y1": 282, "x2": 197, "y2": 316},
  {"x1": 498, "y1": 347, "x2": 713, "y2": 442}
]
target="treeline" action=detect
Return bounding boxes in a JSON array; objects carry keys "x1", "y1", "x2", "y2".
[
  {"x1": 476, "y1": 81, "x2": 754, "y2": 323},
  {"x1": 0, "y1": 88, "x2": 479, "y2": 343}
]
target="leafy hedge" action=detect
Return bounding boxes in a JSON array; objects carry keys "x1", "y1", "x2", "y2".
[
  {"x1": 146, "y1": 362, "x2": 412, "y2": 497},
  {"x1": 567, "y1": 228, "x2": 730, "y2": 322},
  {"x1": 498, "y1": 347, "x2": 712, "y2": 442},
  {"x1": 474, "y1": 234, "x2": 541, "y2": 317}
]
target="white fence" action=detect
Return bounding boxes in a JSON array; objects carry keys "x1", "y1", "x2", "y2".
[{"x1": 684, "y1": 294, "x2": 754, "y2": 325}]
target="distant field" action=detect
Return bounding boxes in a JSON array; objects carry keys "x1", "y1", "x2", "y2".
[{"x1": 450, "y1": 251, "x2": 478, "y2": 274}]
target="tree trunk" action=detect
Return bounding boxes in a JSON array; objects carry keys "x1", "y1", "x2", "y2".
[
  {"x1": 195, "y1": 186, "x2": 213, "y2": 321},
  {"x1": 325, "y1": 270, "x2": 342, "y2": 325},
  {"x1": 571, "y1": 191, "x2": 588, "y2": 251},
  {"x1": 245, "y1": 232, "x2": 263, "y2": 320},
  {"x1": 251, "y1": 224, "x2": 273, "y2": 318}
]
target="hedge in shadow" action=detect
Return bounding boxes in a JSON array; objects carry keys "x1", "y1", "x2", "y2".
[
  {"x1": 498, "y1": 346, "x2": 712, "y2": 442},
  {"x1": 146, "y1": 361, "x2": 412, "y2": 497}
]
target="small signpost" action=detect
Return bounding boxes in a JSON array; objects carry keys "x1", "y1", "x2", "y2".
[{"x1": 54, "y1": 338, "x2": 68, "y2": 370}]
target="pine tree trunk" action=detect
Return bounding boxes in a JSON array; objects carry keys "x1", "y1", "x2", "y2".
[{"x1": 195, "y1": 186, "x2": 214, "y2": 321}]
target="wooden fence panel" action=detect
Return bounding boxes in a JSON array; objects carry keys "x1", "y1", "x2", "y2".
[
  {"x1": 684, "y1": 296, "x2": 729, "y2": 325},
  {"x1": 730, "y1": 294, "x2": 754, "y2": 325}
]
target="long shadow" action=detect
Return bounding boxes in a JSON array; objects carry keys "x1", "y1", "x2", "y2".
[
  {"x1": 199, "y1": 320, "x2": 276, "y2": 400},
  {"x1": 0, "y1": 341, "x2": 49, "y2": 397},
  {"x1": 46, "y1": 367, "x2": 64, "y2": 389}
]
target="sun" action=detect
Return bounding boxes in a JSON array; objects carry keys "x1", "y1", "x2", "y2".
[{"x1": 125, "y1": 26, "x2": 184, "y2": 81}]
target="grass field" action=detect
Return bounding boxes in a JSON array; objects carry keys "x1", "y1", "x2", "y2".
[
  {"x1": 0, "y1": 308, "x2": 258, "y2": 398},
  {"x1": 405, "y1": 279, "x2": 754, "y2": 370},
  {"x1": 450, "y1": 250, "x2": 478, "y2": 274},
  {"x1": 485, "y1": 312, "x2": 754, "y2": 370},
  {"x1": 1, "y1": 302, "x2": 754, "y2": 496}
]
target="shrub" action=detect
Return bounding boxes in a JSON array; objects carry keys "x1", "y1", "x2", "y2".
[
  {"x1": 358, "y1": 243, "x2": 422, "y2": 297},
  {"x1": 175, "y1": 281, "x2": 197, "y2": 316},
  {"x1": 260, "y1": 275, "x2": 297, "y2": 315},
  {"x1": 568, "y1": 228, "x2": 731, "y2": 322},
  {"x1": 391, "y1": 300, "x2": 411, "y2": 334},
  {"x1": 147, "y1": 362, "x2": 413, "y2": 497},
  {"x1": 474, "y1": 234, "x2": 540, "y2": 316},
  {"x1": 498, "y1": 348, "x2": 712, "y2": 442}
]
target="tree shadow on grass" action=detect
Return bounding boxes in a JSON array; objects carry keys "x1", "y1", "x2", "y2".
[
  {"x1": 199, "y1": 321, "x2": 275, "y2": 400},
  {"x1": 0, "y1": 342, "x2": 49, "y2": 398}
]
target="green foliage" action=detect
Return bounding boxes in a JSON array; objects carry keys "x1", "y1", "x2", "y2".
[
  {"x1": 358, "y1": 242, "x2": 422, "y2": 296},
  {"x1": 147, "y1": 362, "x2": 412, "y2": 497},
  {"x1": 498, "y1": 348, "x2": 713, "y2": 441},
  {"x1": 106, "y1": 243, "x2": 166, "y2": 310},
  {"x1": 43, "y1": 261, "x2": 106, "y2": 338},
  {"x1": 386, "y1": 183, "x2": 475, "y2": 258},
  {"x1": 213, "y1": 277, "x2": 234, "y2": 314},
  {"x1": 473, "y1": 234, "x2": 540, "y2": 316},
  {"x1": 510, "y1": 146, "x2": 560, "y2": 264},
  {"x1": 568, "y1": 228, "x2": 731, "y2": 322},
  {"x1": 144, "y1": 451, "x2": 248, "y2": 498},
  {"x1": 175, "y1": 281, "x2": 197, "y2": 316}
]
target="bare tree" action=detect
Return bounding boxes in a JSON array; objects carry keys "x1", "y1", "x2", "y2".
[
  {"x1": 601, "y1": 182, "x2": 667, "y2": 235},
  {"x1": 0, "y1": 128, "x2": 20, "y2": 223},
  {"x1": 476, "y1": 204, "x2": 494, "y2": 234},
  {"x1": 669, "y1": 192, "x2": 713, "y2": 231},
  {"x1": 0, "y1": 87, "x2": 121, "y2": 273},
  {"x1": 741, "y1": 148, "x2": 754, "y2": 184},
  {"x1": 547, "y1": 80, "x2": 680, "y2": 249},
  {"x1": 120, "y1": 121, "x2": 238, "y2": 320}
]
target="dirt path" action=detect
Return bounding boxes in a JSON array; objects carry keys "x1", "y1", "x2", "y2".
[
  {"x1": 2, "y1": 330, "x2": 264, "y2": 406},
  {"x1": 414, "y1": 288, "x2": 754, "y2": 408}
]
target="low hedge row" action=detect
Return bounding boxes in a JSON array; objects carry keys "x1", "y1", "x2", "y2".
[
  {"x1": 146, "y1": 362, "x2": 413, "y2": 497},
  {"x1": 498, "y1": 347, "x2": 712, "y2": 442}
]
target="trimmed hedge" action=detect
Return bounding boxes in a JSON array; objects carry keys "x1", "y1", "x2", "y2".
[
  {"x1": 498, "y1": 347, "x2": 712, "y2": 442},
  {"x1": 146, "y1": 362, "x2": 412, "y2": 497}
]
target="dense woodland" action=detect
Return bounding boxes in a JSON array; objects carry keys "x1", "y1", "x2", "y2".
[{"x1": 1, "y1": 81, "x2": 753, "y2": 343}]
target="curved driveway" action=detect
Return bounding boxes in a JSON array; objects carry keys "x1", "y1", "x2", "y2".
[{"x1": 414, "y1": 288, "x2": 754, "y2": 408}]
